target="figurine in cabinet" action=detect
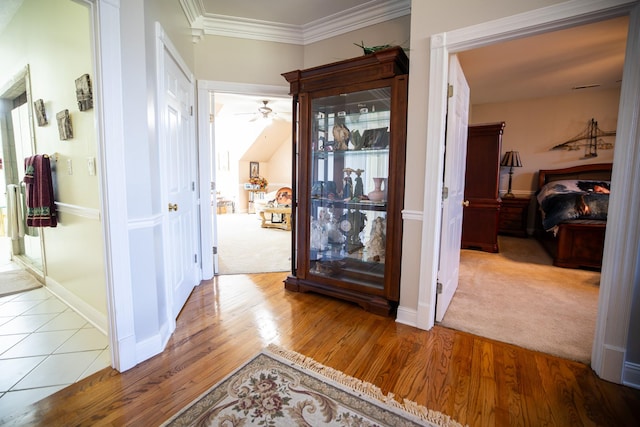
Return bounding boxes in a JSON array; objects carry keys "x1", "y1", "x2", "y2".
[{"x1": 282, "y1": 46, "x2": 409, "y2": 316}]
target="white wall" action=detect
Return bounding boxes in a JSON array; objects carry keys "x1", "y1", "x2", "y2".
[
  {"x1": 0, "y1": 0, "x2": 107, "y2": 328},
  {"x1": 114, "y1": 0, "x2": 198, "y2": 358}
]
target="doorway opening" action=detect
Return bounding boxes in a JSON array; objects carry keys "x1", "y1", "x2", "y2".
[
  {"x1": 430, "y1": 11, "x2": 626, "y2": 368},
  {"x1": 211, "y1": 92, "x2": 293, "y2": 275},
  {"x1": 0, "y1": 66, "x2": 45, "y2": 278}
]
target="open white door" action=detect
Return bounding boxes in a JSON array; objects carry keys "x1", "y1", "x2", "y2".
[
  {"x1": 162, "y1": 46, "x2": 201, "y2": 319},
  {"x1": 435, "y1": 54, "x2": 470, "y2": 322},
  {"x1": 209, "y1": 92, "x2": 219, "y2": 275}
]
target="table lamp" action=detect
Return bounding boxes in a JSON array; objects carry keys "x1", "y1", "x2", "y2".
[{"x1": 500, "y1": 151, "x2": 522, "y2": 198}]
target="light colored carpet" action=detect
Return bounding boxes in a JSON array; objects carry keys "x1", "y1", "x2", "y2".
[
  {"x1": 216, "y1": 213, "x2": 291, "y2": 275},
  {"x1": 440, "y1": 236, "x2": 600, "y2": 364},
  {"x1": 0, "y1": 269, "x2": 43, "y2": 297}
]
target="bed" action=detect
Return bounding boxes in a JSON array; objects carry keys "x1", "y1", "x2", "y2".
[{"x1": 534, "y1": 163, "x2": 612, "y2": 270}]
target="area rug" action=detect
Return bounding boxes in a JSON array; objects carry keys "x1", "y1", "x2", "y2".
[
  {"x1": 161, "y1": 344, "x2": 464, "y2": 427},
  {"x1": 0, "y1": 269, "x2": 42, "y2": 298}
]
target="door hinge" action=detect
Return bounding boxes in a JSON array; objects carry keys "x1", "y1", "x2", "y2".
[
  {"x1": 192, "y1": 181, "x2": 195, "y2": 191},
  {"x1": 194, "y1": 254, "x2": 198, "y2": 263},
  {"x1": 209, "y1": 114, "x2": 214, "y2": 123},
  {"x1": 442, "y1": 186, "x2": 449, "y2": 201},
  {"x1": 436, "y1": 282, "x2": 443, "y2": 294},
  {"x1": 448, "y1": 84, "x2": 453, "y2": 98},
  {"x1": 190, "y1": 105, "x2": 194, "y2": 116},
  {"x1": 213, "y1": 246, "x2": 217, "y2": 255}
]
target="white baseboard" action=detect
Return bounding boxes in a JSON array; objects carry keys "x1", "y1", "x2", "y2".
[
  {"x1": 395, "y1": 305, "x2": 417, "y2": 327},
  {"x1": 623, "y1": 362, "x2": 640, "y2": 390},
  {"x1": 45, "y1": 277, "x2": 108, "y2": 334},
  {"x1": 135, "y1": 319, "x2": 174, "y2": 365}
]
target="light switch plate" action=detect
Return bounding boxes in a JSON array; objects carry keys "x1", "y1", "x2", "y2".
[
  {"x1": 87, "y1": 157, "x2": 96, "y2": 176},
  {"x1": 67, "y1": 158, "x2": 73, "y2": 175}
]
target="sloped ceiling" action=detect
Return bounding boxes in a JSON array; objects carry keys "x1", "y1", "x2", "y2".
[{"x1": 214, "y1": 93, "x2": 292, "y2": 163}]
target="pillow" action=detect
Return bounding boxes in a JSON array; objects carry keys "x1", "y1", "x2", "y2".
[{"x1": 275, "y1": 187, "x2": 292, "y2": 206}]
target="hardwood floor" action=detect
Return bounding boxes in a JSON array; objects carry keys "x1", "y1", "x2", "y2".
[{"x1": 2, "y1": 272, "x2": 639, "y2": 426}]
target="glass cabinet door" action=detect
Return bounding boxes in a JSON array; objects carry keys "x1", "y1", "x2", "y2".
[{"x1": 307, "y1": 87, "x2": 391, "y2": 289}]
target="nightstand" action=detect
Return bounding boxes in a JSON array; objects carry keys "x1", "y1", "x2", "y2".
[{"x1": 499, "y1": 197, "x2": 530, "y2": 237}]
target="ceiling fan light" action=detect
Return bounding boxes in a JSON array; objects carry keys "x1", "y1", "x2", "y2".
[{"x1": 258, "y1": 100, "x2": 273, "y2": 117}]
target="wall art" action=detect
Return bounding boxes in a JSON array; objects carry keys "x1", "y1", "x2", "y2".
[
  {"x1": 250, "y1": 161, "x2": 259, "y2": 178},
  {"x1": 56, "y1": 109, "x2": 73, "y2": 140},
  {"x1": 75, "y1": 73, "x2": 93, "y2": 111},
  {"x1": 34, "y1": 99, "x2": 48, "y2": 126}
]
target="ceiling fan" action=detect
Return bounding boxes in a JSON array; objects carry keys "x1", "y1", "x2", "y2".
[
  {"x1": 257, "y1": 100, "x2": 273, "y2": 119},
  {"x1": 230, "y1": 98, "x2": 291, "y2": 122}
]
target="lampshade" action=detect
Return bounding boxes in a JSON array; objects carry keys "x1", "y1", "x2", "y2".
[{"x1": 501, "y1": 151, "x2": 522, "y2": 168}]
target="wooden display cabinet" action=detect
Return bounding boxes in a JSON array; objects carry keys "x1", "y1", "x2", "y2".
[{"x1": 282, "y1": 47, "x2": 409, "y2": 316}]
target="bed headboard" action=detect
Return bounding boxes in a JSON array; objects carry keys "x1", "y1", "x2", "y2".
[{"x1": 537, "y1": 163, "x2": 613, "y2": 189}]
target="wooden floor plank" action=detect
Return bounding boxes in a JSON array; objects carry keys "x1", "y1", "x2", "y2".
[{"x1": 1, "y1": 272, "x2": 639, "y2": 426}]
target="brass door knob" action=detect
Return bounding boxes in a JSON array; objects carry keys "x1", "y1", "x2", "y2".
[
  {"x1": 168, "y1": 203, "x2": 178, "y2": 212},
  {"x1": 462, "y1": 200, "x2": 470, "y2": 207}
]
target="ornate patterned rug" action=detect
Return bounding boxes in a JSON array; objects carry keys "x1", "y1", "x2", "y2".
[{"x1": 162, "y1": 344, "x2": 464, "y2": 427}]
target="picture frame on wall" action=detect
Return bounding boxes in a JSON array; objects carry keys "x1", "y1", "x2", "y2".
[
  {"x1": 250, "y1": 161, "x2": 259, "y2": 178},
  {"x1": 34, "y1": 99, "x2": 48, "y2": 126},
  {"x1": 75, "y1": 73, "x2": 93, "y2": 111},
  {"x1": 56, "y1": 109, "x2": 73, "y2": 140}
]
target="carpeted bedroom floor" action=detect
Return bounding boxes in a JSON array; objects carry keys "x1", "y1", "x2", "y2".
[{"x1": 440, "y1": 235, "x2": 600, "y2": 364}]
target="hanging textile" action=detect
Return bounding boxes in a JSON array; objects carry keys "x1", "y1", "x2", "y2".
[
  {"x1": 24, "y1": 154, "x2": 57, "y2": 227},
  {"x1": 6, "y1": 184, "x2": 25, "y2": 239}
]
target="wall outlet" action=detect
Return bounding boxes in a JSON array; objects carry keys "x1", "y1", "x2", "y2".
[
  {"x1": 87, "y1": 157, "x2": 96, "y2": 176},
  {"x1": 67, "y1": 158, "x2": 73, "y2": 175}
]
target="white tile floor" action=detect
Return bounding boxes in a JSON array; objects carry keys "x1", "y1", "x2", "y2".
[{"x1": 0, "y1": 262, "x2": 111, "y2": 416}]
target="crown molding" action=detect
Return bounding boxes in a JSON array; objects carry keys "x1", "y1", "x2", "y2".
[
  {"x1": 202, "y1": 15, "x2": 304, "y2": 44},
  {"x1": 303, "y1": 0, "x2": 410, "y2": 44},
  {"x1": 180, "y1": 0, "x2": 410, "y2": 45}
]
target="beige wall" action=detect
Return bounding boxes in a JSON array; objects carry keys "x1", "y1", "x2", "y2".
[
  {"x1": 470, "y1": 88, "x2": 619, "y2": 196},
  {"x1": 266, "y1": 135, "x2": 294, "y2": 188},
  {"x1": 0, "y1": 0, "x2": 106, "y2": 320},
  {"x1": 194, "y1": 37, "x2": 304, "y2": 86},
  {"x1": 303, "y1": 16, "x2": 411, "y2": 68},
  {"x1": 401, "y1": 0, "x2": 569, "y2": 308}
]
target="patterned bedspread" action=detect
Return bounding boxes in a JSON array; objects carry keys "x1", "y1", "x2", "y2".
[{"x1": 536, "y1": 179, "x2": 610, "y2": 231}]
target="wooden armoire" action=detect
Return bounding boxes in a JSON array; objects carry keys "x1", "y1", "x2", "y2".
[{"x1": 461, "y1": 122, "x2": 504, "y2": 253}]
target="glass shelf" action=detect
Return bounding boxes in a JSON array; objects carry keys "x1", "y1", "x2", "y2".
[{"x1": 308, "y1": 87, "x2": 391, "y2": 287}]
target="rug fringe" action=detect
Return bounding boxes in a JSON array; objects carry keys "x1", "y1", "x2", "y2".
[{"x1": 266, "y1": 344, "x2": 467, "y2": 427}]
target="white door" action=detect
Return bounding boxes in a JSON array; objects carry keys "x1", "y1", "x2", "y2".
[
  {"x1": 163, "y1": 48, "x2": 200, "y2": 318},
  {"x1": 435, "y1": 54, "x2": 470, "y2": 322}
]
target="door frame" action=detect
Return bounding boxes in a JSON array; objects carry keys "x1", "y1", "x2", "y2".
[
  {"x1": 196, "y1": 80, "x2": 290, "y2": 275},
  {"x1": 417, "y1": 0, "x2": 640, "y2": 384}
]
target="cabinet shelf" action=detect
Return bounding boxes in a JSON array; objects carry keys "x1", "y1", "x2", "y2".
[{"x1": 282, "y1": 46, "x2": 409, "y2": 316}]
